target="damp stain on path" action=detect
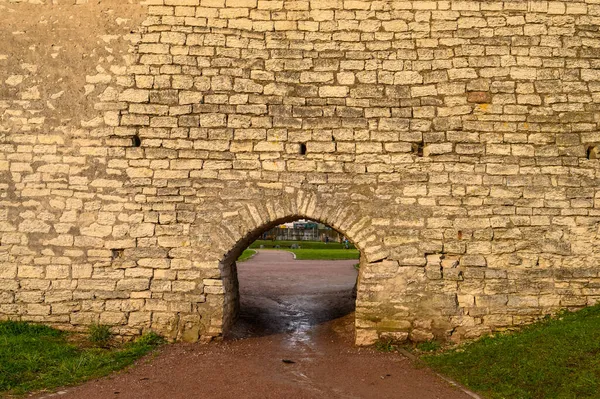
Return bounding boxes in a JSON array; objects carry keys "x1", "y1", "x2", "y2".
[
  {"x1": 35, "y1": 251, "x2": 472, "y2": 399},
  {"x1": 229, "y1": 250, "x2": 359, "y2": 343}
]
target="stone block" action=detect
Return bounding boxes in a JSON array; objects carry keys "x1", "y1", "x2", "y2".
[{"x1": 460, "y1": 255, "x2": 487, "y2": 267}]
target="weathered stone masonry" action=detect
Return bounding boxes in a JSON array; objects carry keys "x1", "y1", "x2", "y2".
[{"x1": 2, "y1": 0, "x2": 600, "y2": 344}]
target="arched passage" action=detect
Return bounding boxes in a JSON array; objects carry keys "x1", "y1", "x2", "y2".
[{"x1": 218, "y1": 215, "x2": 365, "y2": 341}]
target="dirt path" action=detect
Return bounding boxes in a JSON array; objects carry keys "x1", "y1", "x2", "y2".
[{"x1": 41, "y1": 251, "x2": 472, "y2": 399}]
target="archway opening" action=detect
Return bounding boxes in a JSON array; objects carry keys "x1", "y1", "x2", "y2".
[{"x1": 219, "y1": 216, "x2": 362, "y2": 342}]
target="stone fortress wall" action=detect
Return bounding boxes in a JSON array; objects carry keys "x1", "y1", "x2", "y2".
[{"x1": 2, "y1": 0, "x2": 600, "y2": 344}]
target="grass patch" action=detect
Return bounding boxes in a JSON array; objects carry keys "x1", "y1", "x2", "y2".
[
  {"x1": 415, "y1": 340, "x2": 442, "y2": 353},
  {"x1": 375, "y1": 339, "x2": 399, "y2": 353},
  {"x1": 286, "y1": 248, "x2": 359, "y2": 260},
  {"x1": 243, "y1": 240, "x2": 359, "y2": 260},
  {"x1": 88, "y1": 324, "x2": 112, "y2": 348},
  {"x1": 423, "y1": 304, "x2": 600, "y2": 399},
  {"x1": 0, "y1": 321, "x2": 164, "y2": 397},
  {"x1": 250, "y1": 239, "x2": 355, "y2": 250},
  {"x1": 237, "y1": 249, "x2": 256, "y2": 262}
]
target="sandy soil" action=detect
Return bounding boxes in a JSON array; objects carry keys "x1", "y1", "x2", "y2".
[{"x1": 35, "y1": 251, "x2": 471, "y2": 399}]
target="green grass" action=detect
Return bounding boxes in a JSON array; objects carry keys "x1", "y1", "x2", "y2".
[
  {"x1": 237, "y1": 249, "x2": 256, "y2": 262},
  {"x1": 286, "y1": 248, "x2": 359, "y2": 260},
  {"x1": 0, "y1": 321, "x2": 164, "y2": 397},
  {"x1": 375, "y1": 339, "x2": 399, "y2": 353},
  {"x1": 416, "y1": 340, "x2": 442, "y2": 352},
  {"x1": 423, "y1": 304, "x2": 600, "y2": 399},
  {"x1": 243, "y1": 240, "x2": 359, "y2": 260},
  {"x1": 88, "y1": 324, "x2": 112, "y2": 347},
  {"x1": 249, "y1": 239, "x2": 356, "y2": 250}
]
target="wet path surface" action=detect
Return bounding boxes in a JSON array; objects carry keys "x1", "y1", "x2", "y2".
[
  {"x1": 40, "y1": 250, "x2": 472, "y2": 399},
  {"x1": 229, "y1": 250, "x2": 358, "y2": 341}
]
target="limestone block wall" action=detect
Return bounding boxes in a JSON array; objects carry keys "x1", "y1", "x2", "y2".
[{"x1": 2, "y1": 0, "x2": 600, "y2": 344}]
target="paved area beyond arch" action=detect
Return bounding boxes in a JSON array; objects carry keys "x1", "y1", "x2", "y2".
[
  {"x1": 40, "y1": 251, "x2": 471, "y2": 399},
  {"x1": 229, "y1": 249, "x2": 359, "y2": 339}
]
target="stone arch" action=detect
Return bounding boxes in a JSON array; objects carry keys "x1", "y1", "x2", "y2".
[
  {"x1": 207, "y1": 194, "x2": 382, "y2": 344},
  {"x1": 197, "y1": 192, "x2": 389, "y2": 266}
]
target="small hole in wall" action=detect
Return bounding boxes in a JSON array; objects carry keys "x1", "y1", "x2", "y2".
[
  {"x1": 299, "y1": 143, "x2": 307, "y2": 155},
  {"x1": 131, "y1": 135, "x2": 142, "y2": 148},
  {"x1": 412, "y1": 141, "x2": 424, "y2": 157},
  {"x1": 111, "y1": 249, "x2": 124, "y2": 260},
  {"x1": 331, "y1": 135, "x2": 336, "y2": 142},
  {"x1": 457, "y1": 230, "x2": 463, "y2": 240},
  {"x1": 586, "y1": 145, "x2": 598, "y2": 160}
]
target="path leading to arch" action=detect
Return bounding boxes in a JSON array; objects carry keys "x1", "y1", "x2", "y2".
[{"x1": 40, "y1": 251, "x2": 472, "y2": 399}]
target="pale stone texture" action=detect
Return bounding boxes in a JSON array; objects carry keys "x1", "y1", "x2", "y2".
[{"x1": 1, "y1": 0, "x2": 600, "y2": 345}]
